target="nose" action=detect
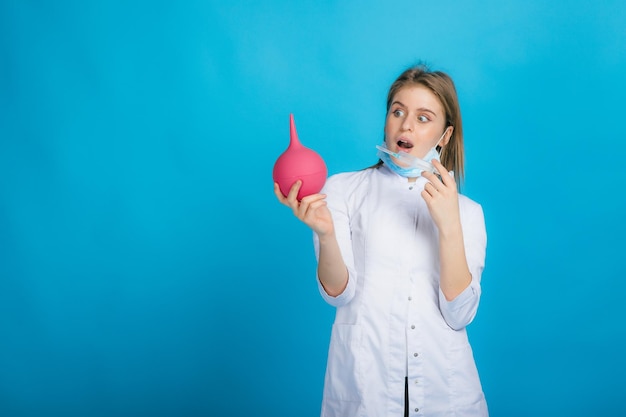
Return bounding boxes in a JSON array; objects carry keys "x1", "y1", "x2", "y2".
[{"x1": 401, "y1": 115, "x2": 414, "y2": 132}]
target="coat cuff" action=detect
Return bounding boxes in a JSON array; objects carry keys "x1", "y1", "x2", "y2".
[
  {"x1": 438, "y1": 278, "x2": 480, "y2": 330},
  {"x1": 317, "y1": 266, "x2": 356, "y2": 307}
]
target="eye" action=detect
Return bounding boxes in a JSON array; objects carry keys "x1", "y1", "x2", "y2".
[
  {"x1": 417, "y1": 115, "x2": 430, "y2": 123},
  {"x1": 392, "y1": 109, "x2": 405, "y2": 117}
]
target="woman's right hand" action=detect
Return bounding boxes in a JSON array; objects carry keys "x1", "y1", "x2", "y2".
[{"x1": 274, "y1": 181, "x2": 335, "y2": 237}]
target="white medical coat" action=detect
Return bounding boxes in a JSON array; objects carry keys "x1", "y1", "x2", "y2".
[{"x1": 313, "y1": 165, "x2": 488, "y2": 417}]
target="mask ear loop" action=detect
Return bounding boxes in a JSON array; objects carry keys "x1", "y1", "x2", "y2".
[{"x1": 435, "y1": 126, "x2": 452, "y2": 152}]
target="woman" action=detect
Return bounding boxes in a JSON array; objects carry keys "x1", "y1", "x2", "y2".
[{"x1": 274, "y1": 64, "x2": 488, "y2": 417}]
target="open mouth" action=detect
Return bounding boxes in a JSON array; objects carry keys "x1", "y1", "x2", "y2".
[{"x1": 397, "y1": 139, "x2": 413, "y2": 150}]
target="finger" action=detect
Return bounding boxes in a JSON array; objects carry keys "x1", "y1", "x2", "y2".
[
  {"x1": 422, "y1": 170, "x2": 444, "y2": 191},
  {"x1": 285, "y1": 180, "x2": 303, "y2": 206},
  {"x1": 431, "y1": 159, "x2": 456, "y2": 188},
  {"x1": 300, "y1": 193, "x2": 327, "y2": 205},
  {"x1": 296, "y1": 193, "x2": 327, "y2": 217},
  {"x1": 421, "y1": 189, "x2": 434, "y2": 204},
  {"x1": 274, "y1": 182, "x2": 289, "y2": 204},
  {"x1": 421, "y1": 170, "x2": 436, "y2": 182},
  {"x1": 424, "y1": 181, "x2": 439, "y2": 196},
  {"x1": 302, "y1": 199, "x2": 328, "y2": 217}
]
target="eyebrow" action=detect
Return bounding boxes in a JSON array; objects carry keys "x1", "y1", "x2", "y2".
[{"x1": 391, "y1": 101, "x2": 438, "y2": 116}]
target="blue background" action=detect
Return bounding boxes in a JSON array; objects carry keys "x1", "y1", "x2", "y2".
[{"x1": 1, "y1": 1, "x2": 625, "y2": 416}]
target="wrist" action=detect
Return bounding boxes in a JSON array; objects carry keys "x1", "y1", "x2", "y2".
[
  {"x1": 438, "y1": 220, "x2": 463, "y2": 241},
  {"x1": 317, "y1": 228, "x2": 337, "y2": 244}
]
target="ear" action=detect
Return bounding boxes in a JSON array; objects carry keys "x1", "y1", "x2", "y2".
[{"x1": 441, "y1": 126, "x2": 453, "y2": 147}]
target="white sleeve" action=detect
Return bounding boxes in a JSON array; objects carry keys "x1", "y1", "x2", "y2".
[
  {"x1": 438, "y1": 201, "x2": 487, "y2": 330},
  {"x1": 312, "y1": 174, "x2": 357, "y2": 307}
]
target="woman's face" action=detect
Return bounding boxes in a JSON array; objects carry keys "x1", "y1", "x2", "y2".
[{"x1": 384, "y1": 85, "x2": 451, "y2": 164}]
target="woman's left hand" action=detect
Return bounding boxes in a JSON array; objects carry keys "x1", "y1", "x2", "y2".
[{"x1": 421, "y1": 159, "x2": 462, "y2": 235}]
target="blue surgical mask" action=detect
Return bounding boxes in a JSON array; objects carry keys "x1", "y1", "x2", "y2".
[{"x1": 376, "y1": 129, "x2": 448, "y2": 178}]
